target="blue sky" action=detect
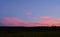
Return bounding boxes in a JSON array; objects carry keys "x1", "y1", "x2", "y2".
[{"x1": 0, "y1": 0, "x2": 60, "y2": 22}]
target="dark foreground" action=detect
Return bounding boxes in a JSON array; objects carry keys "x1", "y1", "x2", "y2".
[{"x1": 0, "y1": 26, "x2": 60, "y2": 37}]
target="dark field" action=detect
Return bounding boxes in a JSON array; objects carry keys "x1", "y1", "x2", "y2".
[{"x1": 0, "y1": 27, "x2": 60, "y2": 37}]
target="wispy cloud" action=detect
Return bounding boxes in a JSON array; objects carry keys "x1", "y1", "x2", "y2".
[
  {"x1": 0, "y1": 16, "x2": 60, "y2": 26},
  {"x1": 0, "y1": 17, "x2": 38, "y2": 26},
  {"x1": 24, "y1": 10, "x2": 32, "y2": 18}
]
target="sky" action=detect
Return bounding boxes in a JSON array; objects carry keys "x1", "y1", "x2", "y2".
[{"x1": 0, "y1": 0, "x2": 60, "y2": 26}]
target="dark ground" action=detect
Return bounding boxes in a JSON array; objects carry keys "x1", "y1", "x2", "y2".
[{"x1": 0, "y1": 26, "x2": 60, "y2": 37}]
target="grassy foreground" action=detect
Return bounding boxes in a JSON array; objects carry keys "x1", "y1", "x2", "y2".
[{"x1": 0, "y1": 27, "x2": 60, "y2": 37}]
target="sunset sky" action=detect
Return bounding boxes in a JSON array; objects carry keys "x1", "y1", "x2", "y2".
[{"x1": 0, "y1": 0, "x2": 60, "y2": 26}]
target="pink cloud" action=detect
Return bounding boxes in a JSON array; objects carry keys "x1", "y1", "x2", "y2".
[
  {"x1": 0, "y1": 17, "x2": 50, "y2": 26},
  {"x1": 24, "y1": 10, "x2": 32, "y2": 19},
  {"x1": 0, "y1": 16, "x2": 60, "y2": 26},
  {"x1": 38, "y1": 16, "x2": 60, "y2": 26},
  {"x1": 0, "y1": 17, "x2": 39, "y2": 26},
  {"x1": 24, "y1": 10, "x2": 32, "y2": 15},
  {"x1": 1, "y1": 17, "x2": 24, "y2": 26},
  {"x1": 25, "y1": 11, "x2": 32, "y2": 15}
]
